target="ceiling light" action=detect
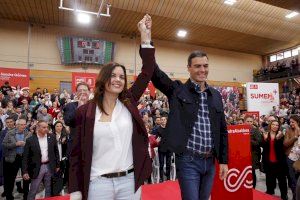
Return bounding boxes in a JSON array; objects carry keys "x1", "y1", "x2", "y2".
[
  {"x1": 285, "y1": 11, "x2": 299, "y2": 19},
  {"x1": 77, "y1": 13, "x2": 91, "y2": 24},
  {"x1": 224, "y1": 0, "x2": 237, "y2": 5},
  {"x1": 177, "y1": 30, "x2": 187, "y2": 38}
]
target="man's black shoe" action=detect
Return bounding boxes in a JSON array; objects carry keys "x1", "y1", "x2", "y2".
[{"x1": 1, "y1": 191, "x2": 6, "y2": 197}]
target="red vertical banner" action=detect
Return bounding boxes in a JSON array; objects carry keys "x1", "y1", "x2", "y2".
[
  {"x1": 0, "y1": 67, "x2": 30, "y2": 90},
  {"x1": 72, "y1": 72, "x2": 98, "y2": 92},
  {"x1": 211, "y1": 125, "x2": 253, "y2": 200},
  {"x1": 133, "y1": 75, "x2": 156, "y2": 98}
]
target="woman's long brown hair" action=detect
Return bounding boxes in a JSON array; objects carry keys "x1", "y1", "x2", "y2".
[{"x1": 93, "y1": 62, "x2": 128, "y2": 115}]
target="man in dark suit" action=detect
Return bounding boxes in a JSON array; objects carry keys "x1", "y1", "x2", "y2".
[
  {"x1": 63, "y1": 82, "x2": 90, "y2": 160},
  {"x1": 156, "y1": 115, "x2": 172, "y2": 182},
  {"x1": 22, "y1": 120, "x2": 60, "y2": 200},
  {"x1": 143, "y1": 17, "x2": 228, "y2": 200}
]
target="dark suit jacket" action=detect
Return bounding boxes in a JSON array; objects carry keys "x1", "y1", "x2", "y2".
[
  {"x1": 22, "y1": 134, "x2": 60, "y2": 179},
  {"x1": 69, "y1": 48, "x2": 155, "y2": 200},
  {"x1": 63, "y1": 101, "x2": 78, "y2": 157},
  {"x1": 63, "y1": 102, "x2": 78, "y2": 129},
  {"x1": 149, "y1": 62, "x2": 228, "y2": 164}
]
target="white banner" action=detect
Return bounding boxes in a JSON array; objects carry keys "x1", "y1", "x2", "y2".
[{"x1": 246, "y1": 82, "x2": 279, "y2": 116}]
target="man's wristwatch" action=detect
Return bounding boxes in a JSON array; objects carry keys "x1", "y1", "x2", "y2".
[{"x1": 141, "y1": 40, "x2": 151, "y2": 45}]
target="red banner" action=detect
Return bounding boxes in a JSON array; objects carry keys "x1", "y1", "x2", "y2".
[
  {"x1": 133, "y1": 75, "x2": 156, "y2": 98},
  {"x1": 211, "y1": 125, "x2": 253, "y2": 200},
  {"x1": 0, "y1": 67, "x2": 30, "y2": 90},
  {"x1": 72, "y1": 72, "x2": 98, "y2": 92}
]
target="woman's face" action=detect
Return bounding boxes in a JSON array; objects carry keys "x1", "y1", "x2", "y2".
[
  {"x1": 270, "y1": 121, "x2": 279, "y2": 132},
  {"x1": 55, "y1": 123, "x2": 63, "y2": 133},
  {"x1": 105, "y1": 66, "x2": 125, "y2": 95},
  {"x1": 290, "y1": 119, "x2": 299, "y2": 129}
]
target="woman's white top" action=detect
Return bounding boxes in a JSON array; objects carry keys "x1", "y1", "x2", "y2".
[
  {"x1": 56, "y1": 133, "x2": 62, "y2": 161},
  {"x1": 289, "y1": 136, "x2": 300, "y2": 161},
  {"x1": 90, "y1": 99, "x2": 133, "y2": 180}
]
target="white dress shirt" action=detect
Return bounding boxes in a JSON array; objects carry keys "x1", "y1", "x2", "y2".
[
  {"x1": 90, "y1": 99, "x2": 133, "y2": 180},
  {"x1": 37, "y1": 134, "x2": 49, "y2": 163}
]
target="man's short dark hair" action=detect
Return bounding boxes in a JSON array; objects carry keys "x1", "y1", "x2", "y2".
[
  {"x1": 188, "y1": 50, "x2": 208, "y2": 66},
  {"x1": 76, "y1": 82, "x2": 90, "y2": 91},
  {"x1": 5, "y1": 116, "x2": 15, "y2": 121}
]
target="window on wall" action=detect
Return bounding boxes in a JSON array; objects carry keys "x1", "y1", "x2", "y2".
[
  {"x1": 284, "y1": 51, "x2": 291, "y2": 58},
  {"x1": 292, "y1": 48, "x2": 299, "y2": 56},
  {"x1": 277, "y1": 53, "x2": 284, "y2": 60},
  {"x1": 270, "y1": 55, "x2": 276, "y2": 62}
]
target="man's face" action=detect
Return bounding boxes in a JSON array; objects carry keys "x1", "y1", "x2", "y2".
[
  {"x1": 245, "y1": 118, "x2": 254, "y2": 126},
  {"x1": 155, "y1": 118, "x2": 161, "y2": 125},
  {"x1": 54, "y1": 88, "x2": 59, "y2": 95},
  {"x1": 76, "y1": 85, "x2": 90, "y2": 102},
  {"x1": 37, "y1": 122, "x2": 49, "y2": 135},
  {"x1": 16, "y1": 108, "x2": 22, "y2": 114},
  {"x1": 41, "y1": 108, "x2": 47, "y2": 114},
  {"x1": 161, "y1": 117, "x2": 167, "y2": 127},
  {"x1": 187, "y1": 56, "x2": 209, "y2": 84},
  {"x1": 5, "y1": 119, "x2": 15, "y2": 129},
  {"x1": 23, "y1": 91, "x2": 29, "y2": 97},
  {"x1": 8, "y1": 91, "x2": 14, "y2": 97},
  {"x1": 17, "y1": 119, "x2": 27, "y2": 132}
]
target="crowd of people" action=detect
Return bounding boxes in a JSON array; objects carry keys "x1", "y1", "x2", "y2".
[
  {"x1": 254, "y1": 56, "x2": 299, "y2": 77},
  {"x1": 0, "y1": 81, "x2": 299, "y2": 200},
  {"x1": 0, "y1": 14, "x2": 300, "y2": 200}
]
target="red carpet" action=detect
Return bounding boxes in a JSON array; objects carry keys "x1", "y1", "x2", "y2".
[{"x1": 39, "y1": 181, "x2": 280, "y2": 200}]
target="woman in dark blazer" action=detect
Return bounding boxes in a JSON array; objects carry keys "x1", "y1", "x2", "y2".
[
  {"x1": 69, "y1": 15, "x2": 155, "y2": 200},
  {"x1": 262, "y1": 120, "x2": 288, "y2": 200}
]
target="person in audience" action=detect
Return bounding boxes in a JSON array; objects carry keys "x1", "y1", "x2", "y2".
[
  {"x1": 244, "y1": 115, "x2": 262, "y2": 188},
  {"x1": 1, "y1": 81, "x2": 12, "y2": 96},
  {"x1": 22, "y1": 120, "x2": 60, "y2": 200},
  {"x1": 68, "y1": 15, "x2": 155, "y2": 200},
  {"x1": 284, "y1": 115, "x2": 300, "y2": 200},
  {"x1": 2, "y1": 118, "x2": 31, "y2": 200},
  {"x1": 52, "y1": 120, "x2": 68, "y2": 195},
  {"x1": 37, "y1": 107, "x2": 53, "y2": 125},
  {"x1": 262, "y1": 120, "x2": 287, "y2": 200},
  {"x1": 32, "y1": 87, "x2": 42, "y2": 99},
  {"x1": 156, "y1": 115, "x2": 171, "y2": 182},
  {"x1": 0, "y1": 117, "x2": 15, "y2": 197},
  {"x1": 63, "y1": 82, "x2": 90, "y2": 164}
]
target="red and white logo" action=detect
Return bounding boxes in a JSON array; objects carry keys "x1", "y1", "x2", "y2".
[
  {"x1": 224, "y1": 166, "x2": 253, "y2": 192},
  {"x1": 250, "y1": 84, "x2": 258, "y2": 89}
]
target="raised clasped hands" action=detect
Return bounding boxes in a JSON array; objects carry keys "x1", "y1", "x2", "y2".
[{"x1": 138, "y1": 14, "x2": 152, "y2": 43}]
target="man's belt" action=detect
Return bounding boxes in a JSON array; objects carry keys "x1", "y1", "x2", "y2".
[{"x1": 101, "y1": 168, "x2": 134, "y2": 178}]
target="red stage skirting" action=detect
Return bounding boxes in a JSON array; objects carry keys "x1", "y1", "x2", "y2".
[{"x1": 39, "y1": 181, "x2": 280, "y2": 200}]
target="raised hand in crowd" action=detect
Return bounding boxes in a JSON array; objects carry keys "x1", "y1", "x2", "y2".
[{"x1": 276, "y1": 130, "x2": 284, "y2": 139}]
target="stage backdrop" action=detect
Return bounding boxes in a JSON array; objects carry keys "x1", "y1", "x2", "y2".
[
  {"x1": 211, "y1": 125, "x2": 253, "y2": 200},
  {"x1": 71, "y1": 72, "x2": 98, "y2": 92},
  {"x1": 246, "y1": 82, "x2": 279, "y2": 116},
  {"x1": 0, "y1": 67, "x2": 30, "y2": 90}
]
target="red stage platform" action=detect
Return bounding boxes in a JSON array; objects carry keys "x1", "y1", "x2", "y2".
[{"x1": 39, "y1": 181, "x2": 280, "y2": 200}]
